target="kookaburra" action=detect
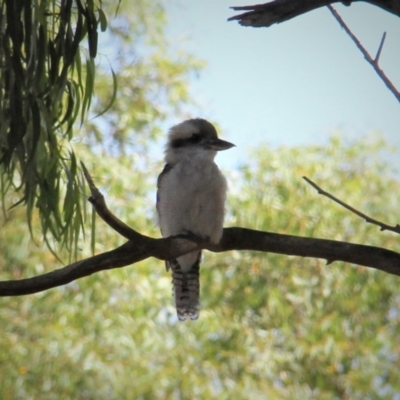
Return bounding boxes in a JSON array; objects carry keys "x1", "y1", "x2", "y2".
[{"x1": 157, "y1": 118, "x2": 234, "y2": 321}]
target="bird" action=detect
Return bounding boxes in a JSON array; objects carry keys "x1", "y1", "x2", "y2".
[{"x1": 157, "y1": 118, "x2": 235, "y2": 321}]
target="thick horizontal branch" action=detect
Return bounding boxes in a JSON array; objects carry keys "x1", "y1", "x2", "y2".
[
  {"x1": 1, "y1": 227, "x2": 399, "y2": 296},
  {"x1": 214, "y1": 228, "x2": 400, "y2": 276},
  {"x1": 229, "y1": 0, "x2": 400, "y2": 27},
  {"x1": 1, "y1": 165, "x2": 399, "y2": 296},
  {"x1": 0, "y1": 234, "x2": 200, "y2": 296}
]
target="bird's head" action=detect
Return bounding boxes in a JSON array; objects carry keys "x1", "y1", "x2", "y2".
[{"x1": 165, "y1": 118, "x2": 235, "y2": 163}]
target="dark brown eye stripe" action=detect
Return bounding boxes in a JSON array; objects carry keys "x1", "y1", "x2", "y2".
[{"x1": 171, "y1": 133, "x2": 203, "y2": 148}]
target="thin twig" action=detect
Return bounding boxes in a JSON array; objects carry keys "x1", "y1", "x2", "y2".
[
  {"x1": 327, "y1": 5, "x2": 400, "y2": 103},
  {"x1": 303, "y1": 176, "x2": 400, "y2": 234},
  {"x1": 375, "y1": 31, "x2": 386, "y2": 63},
  {"x1": 80, "y1": 161, "x2": 141, "y2": 240}
]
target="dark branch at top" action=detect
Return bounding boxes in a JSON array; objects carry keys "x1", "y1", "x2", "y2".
[
  {"x1": 228, "y1": 0, "x2": 400, "y2": 27},
  {"x1": 229, "y1": 0, "x2": 339, "y2": 27}
]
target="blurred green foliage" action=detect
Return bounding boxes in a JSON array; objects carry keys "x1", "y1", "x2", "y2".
[{"x1": 1, "y1": 135, "x2": 400, "y2": 399}]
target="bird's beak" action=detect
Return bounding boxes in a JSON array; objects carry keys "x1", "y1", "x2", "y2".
[{"x1": 206, "y1": 138, "x2": 235, "y2": 151}]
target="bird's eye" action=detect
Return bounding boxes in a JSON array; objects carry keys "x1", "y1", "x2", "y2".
[{"x1": 190, "y1": 133, "x2": 201, "y2": 143}]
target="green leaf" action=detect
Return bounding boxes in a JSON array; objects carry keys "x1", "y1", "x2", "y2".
[{"x1": 98, "y1": 7, "x2": 107, "y2": 32}]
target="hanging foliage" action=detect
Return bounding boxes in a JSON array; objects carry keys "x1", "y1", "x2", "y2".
[{"x1": 0, "y1": 0, "x2": 107, "y2": 256}]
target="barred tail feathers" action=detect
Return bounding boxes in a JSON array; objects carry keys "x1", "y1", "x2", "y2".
[{"x1": 167, "y1": 253, "x2": 201, "y2": 321}]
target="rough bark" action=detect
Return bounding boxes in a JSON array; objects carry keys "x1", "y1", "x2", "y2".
[
  {"x1": 1, "y1": 226, "x2": 400, "y2": 296},
  {"x1": 229, "y1": 0, "x2": 400, "y2": 27}
]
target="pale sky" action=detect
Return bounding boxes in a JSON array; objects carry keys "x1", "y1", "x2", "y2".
[{"x1": 166, "y1": 1, "x2": 400, "y2": 169}]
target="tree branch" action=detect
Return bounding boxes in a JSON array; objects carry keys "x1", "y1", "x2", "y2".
[
  {"x1": 1, "y1": 227, "x2": 400, "y2": 296},
  {"x1": 303, "y1": 176, "x2": 400, "y2": 234},
  {"x1": 228, "y1": 0, "x2": 400, "y2": 27},
  {"x1": 374, "y1": 31, "x2": 386, "y2": 63},
  {"x1": 1, "y1": 166, "x2": 399, "y2": 297},
  {"x1": 228, "y1": 1, "x2": 400, "y2": 103},
  {"x1": 81, "y1": 162, "x2": 140, "y2": 240},
  {"x1": 327, "y1": 5, "x2": 400, "y2": 103},
  {"x1": 229, "y1": 0, "x2": 341, "y2": 27}
]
